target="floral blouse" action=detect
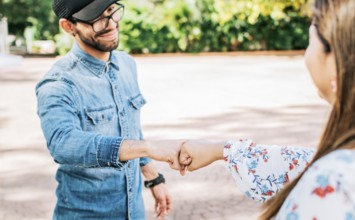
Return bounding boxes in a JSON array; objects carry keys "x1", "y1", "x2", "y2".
[{"x1": 224, "y1": 139, "x2": 355, "y2": 219}]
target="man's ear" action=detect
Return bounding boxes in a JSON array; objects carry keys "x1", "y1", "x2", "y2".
[{"x1": 59, "y1": 18, "x2": 76, "y2": 36}]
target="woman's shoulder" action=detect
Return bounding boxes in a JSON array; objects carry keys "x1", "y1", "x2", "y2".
[
  {"x1": 314, "y1": 149, "x2": 355, "y2": 169},
  {"x1": 308, "y1": 149, "x2": 355, "y2": 180},
  {"x1": 300, "y1": 149, "x2": 355, "y2": 199},
  {"x1": 277, "y1": 149, "x2": 355, "y2": 219}
]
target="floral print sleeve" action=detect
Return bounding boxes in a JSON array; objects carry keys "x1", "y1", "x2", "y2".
[{"x1": 223, "y1": 139, "x2": 315, "y2": 202}]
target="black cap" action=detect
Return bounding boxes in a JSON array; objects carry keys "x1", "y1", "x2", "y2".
[{"x1": 52, "y1": 0, "x2": 118, "y2": 22}]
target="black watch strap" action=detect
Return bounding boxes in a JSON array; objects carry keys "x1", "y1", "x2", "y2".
[{"x1": 144, "y1": 173, "x2": 165, "y2": 188}]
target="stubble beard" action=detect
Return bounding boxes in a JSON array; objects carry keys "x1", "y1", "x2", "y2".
[{"x1": 76, "y1": 27, "x2": 119, "y2": 52}]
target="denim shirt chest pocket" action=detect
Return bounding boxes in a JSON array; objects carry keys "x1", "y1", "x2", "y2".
[
  {"x1": 126, "y1": 94, "x2": 146, "y2": 138},
  {"x1": 84, "y1": 105, "x2": 117, "y2": 136}
]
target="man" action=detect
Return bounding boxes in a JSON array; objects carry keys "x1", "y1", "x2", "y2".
[{"x1": 36, "y1": 0, "x2": 182, "y2": 219}]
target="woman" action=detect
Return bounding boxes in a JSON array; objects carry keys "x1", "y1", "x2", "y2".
[{"x1": 179, "y1": 0, "x2": 355, "y2": 219}]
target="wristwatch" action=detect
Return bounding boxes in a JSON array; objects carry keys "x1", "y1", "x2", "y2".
[{"x1": 144, "y1": 173, "x2": 165, "y2": 188}]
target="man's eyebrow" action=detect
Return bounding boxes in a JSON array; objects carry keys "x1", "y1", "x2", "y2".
[{"x1": 91, "y1": 5, "x2": 116, "y2": 22}]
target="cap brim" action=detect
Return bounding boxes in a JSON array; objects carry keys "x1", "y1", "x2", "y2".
[{"x1": 72, "y1": 0, "x2": 118, "y2": 22}]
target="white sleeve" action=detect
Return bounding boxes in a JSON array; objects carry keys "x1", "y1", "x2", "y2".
[{"x1": 223, "y1": 139, "x2": 315, "y2": 202}]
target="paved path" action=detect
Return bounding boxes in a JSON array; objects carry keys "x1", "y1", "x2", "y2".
[{"x1": 0, "y1": 55, "x2": 328, "y2": 220}]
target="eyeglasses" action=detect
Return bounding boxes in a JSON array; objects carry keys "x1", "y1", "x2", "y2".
[{"x1": 72, "y1": 3, "x2": 124, "y2": 33}]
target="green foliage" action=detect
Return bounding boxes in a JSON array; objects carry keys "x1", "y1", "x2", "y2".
[
  {"x1": 54, "y1": 29, "x2": 74, "y2": 55},
  {"x1": 0, "y1": 0, "x2": 58, "y2": 40},
  {"x1": 119, "y1": 0, "x2": 311, "y2": 53},
  {"x1": 1, "y1": 0, "x2": 311, "y2": 54}
]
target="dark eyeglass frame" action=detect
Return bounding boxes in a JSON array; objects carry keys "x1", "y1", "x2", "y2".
[{"x1": 71, "y1": 3, "x2": 124, "y2": 33}]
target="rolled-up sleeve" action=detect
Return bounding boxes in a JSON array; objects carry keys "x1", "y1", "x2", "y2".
[{"x1": 97, "y1": 136, "x2": 127, "y2": 168}]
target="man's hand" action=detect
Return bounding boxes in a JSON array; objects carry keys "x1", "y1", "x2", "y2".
[
  {"x1": 179, "y1": 140, "x2": 225, "y2": 175},
  {"x1": 146, "y1": 140, "x2": 185, "y2": 170},
  {"x1": 150, "y1": 183, "x2": 171, "y2": 219},
  {"x1": 141, "y1": 163, "x2": 172, "y2": 219}
]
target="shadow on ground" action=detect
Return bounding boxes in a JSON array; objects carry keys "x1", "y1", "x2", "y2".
[
  {"x1": 0, "y1": 103, "x2": 328, "y2": 220},
  {"x1": 0, "y1": 145, "x2": 56, "y2": 219},
  {"x1": 0, "y1": 70, "x2": 41, "y2": 82},
  {"x1": 144, "y1": 104, "x2": 329, "y2": 146},
  {"x1": 142, "y1": 103, "x2": 328, "y2": 220}
]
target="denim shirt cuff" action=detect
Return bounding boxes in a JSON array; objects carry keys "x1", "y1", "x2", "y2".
[
  {"x1": 97, "y1": 136, "x2": 127, "y2": 168},
  {"x1": 139, "y1": 157, "x2": 152, "y2": 167}
]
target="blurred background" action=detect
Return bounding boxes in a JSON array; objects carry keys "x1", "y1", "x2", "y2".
[
  {"x1": 1, "y1": 0, "x2": 329, "y2": 220},
  {"x1": 0, "y1": 0, "x2": 312, "y2": 56}
]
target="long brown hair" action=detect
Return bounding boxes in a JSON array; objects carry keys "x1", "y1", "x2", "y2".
[{"x1": 260, "y1": 0, "x2": 355, "y2": 219}]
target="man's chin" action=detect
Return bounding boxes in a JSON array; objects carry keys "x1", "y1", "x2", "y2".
[
  {"x1": 109, "y1": 40, "x2": 119, "y2": 51},
  {"x1": 97, "y1": 41, "x2": 119, "y2": 52}
]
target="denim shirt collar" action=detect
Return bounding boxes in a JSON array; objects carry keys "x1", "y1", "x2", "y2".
[{"x1": 70, "y1": 42, "x2": 119, "y2": 76}]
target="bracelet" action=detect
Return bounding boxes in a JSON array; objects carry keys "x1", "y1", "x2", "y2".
[{"x1": 144, "y1": 173, "x2": 165, "y2": 188}]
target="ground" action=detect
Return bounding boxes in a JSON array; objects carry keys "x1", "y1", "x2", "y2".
[{"x1": 0, "y1": 54, "x2": 328, "y2": 220}]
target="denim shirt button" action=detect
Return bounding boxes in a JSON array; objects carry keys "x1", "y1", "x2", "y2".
[
  {"x1": 127, "y1": 162, "x2": 131, "y2": 168},
  {"x1": 114, "y1": 85, "x2": 118, "y2": 90},
  {"x1": 120, "y1": 112, "x2": 124, "y2": 116},
  {"x1": 129, "y1": 188, "x2": 132, "y2": 192}
]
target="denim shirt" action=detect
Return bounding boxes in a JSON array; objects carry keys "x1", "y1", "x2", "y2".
[{"x1": 36, "y1": 43, "x2": 151, "y2": 219}]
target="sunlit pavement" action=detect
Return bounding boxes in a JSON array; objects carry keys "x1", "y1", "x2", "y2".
[{"x1": 0, "y1": 54, "x2": 328, "y2": 220}]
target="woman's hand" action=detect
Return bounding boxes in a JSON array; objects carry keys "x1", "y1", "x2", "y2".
[{"x1": 179, "y1": 140, "x2": 225, "y2": 175}]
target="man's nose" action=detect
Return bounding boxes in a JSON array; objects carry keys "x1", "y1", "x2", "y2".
[{"x1": 107, "y1": 17, "x2": 119, "y2": 29}]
